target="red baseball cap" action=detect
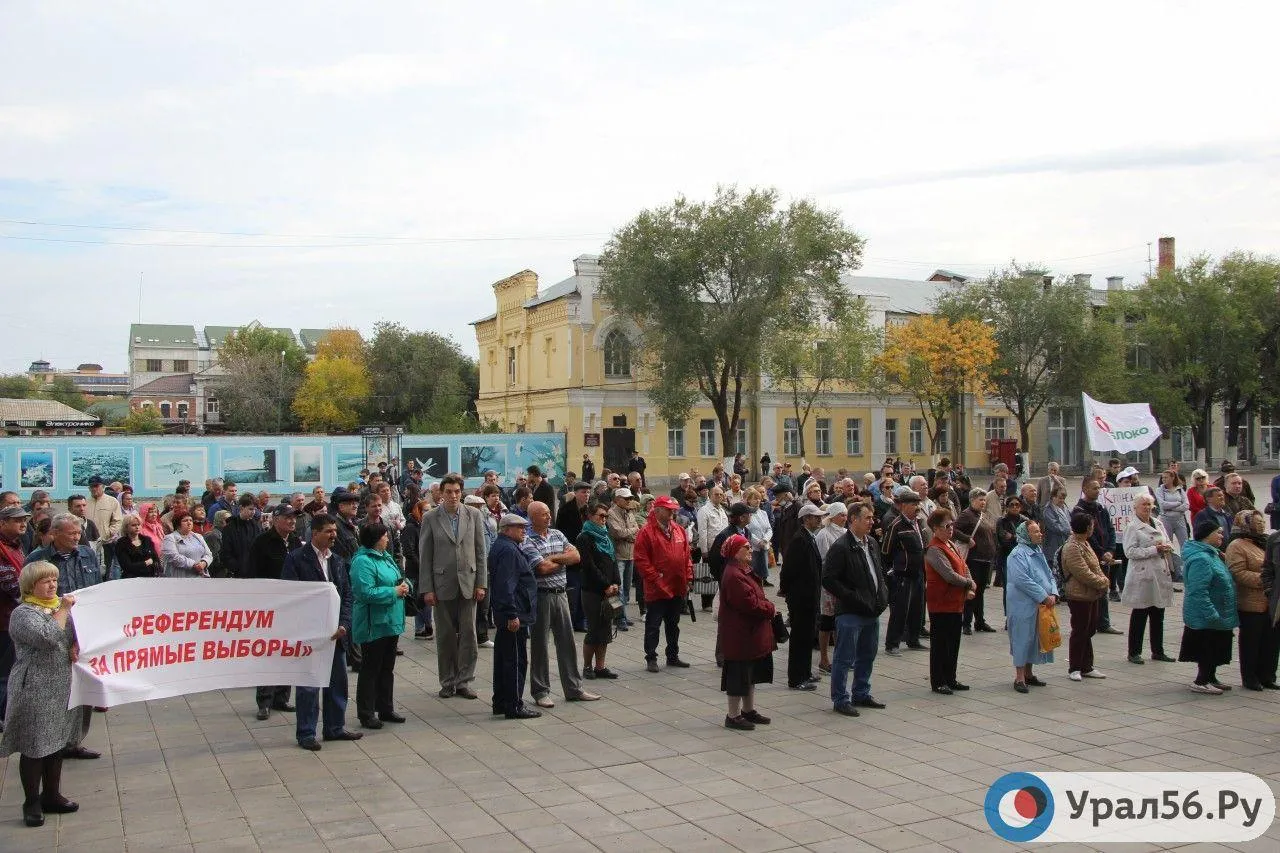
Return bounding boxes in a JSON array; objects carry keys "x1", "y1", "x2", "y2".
[{"x1": 652, "y1": 495, "x2": 679, "y2": 510}]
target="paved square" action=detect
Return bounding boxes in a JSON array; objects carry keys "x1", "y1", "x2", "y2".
[{"x1": 3, "y1": 589, "x2": 1278, "y2": 852}]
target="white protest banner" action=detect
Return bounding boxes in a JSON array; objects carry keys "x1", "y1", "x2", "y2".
[
  {"x1": 1100, "y1": 487, "x2": 1149, "y2": 538},
  {"x1": 68, "y1": 578, "x2": 339, "y2": 708},
  {"x1": 1082, "y1": 393, "x2": 1162, "y2": 453}
]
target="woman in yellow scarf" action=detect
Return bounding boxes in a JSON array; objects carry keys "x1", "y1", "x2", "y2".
[{"x1": 0, "y1": 562, "x2": 80, "y2": 828}]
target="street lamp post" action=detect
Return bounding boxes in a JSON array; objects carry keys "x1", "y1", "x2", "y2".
[{"x1": 276, "y1": 350, "x2": 285, "y2": 433}]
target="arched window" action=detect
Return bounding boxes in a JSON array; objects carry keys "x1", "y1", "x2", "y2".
[{"x1": 603, "y1": 329, "x2": 633, "y2": 378}]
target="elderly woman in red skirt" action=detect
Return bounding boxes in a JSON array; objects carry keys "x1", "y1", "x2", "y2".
[{"x1": 717, "y1": 533, "x2": 777, "y2": 730}]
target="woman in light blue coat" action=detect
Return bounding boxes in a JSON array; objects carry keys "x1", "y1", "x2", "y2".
[{"x1": 1006, "y1": 520, "x2": 1057, "y2": 693}]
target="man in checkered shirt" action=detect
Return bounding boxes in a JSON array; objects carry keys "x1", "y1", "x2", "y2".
[{"x1": 519, "y1": 502, "x2": 601, "y2": 708}]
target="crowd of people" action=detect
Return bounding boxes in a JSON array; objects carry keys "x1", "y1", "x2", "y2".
[{"x1": 3, "y1": 450, "x2": 1280, "y2": 829}]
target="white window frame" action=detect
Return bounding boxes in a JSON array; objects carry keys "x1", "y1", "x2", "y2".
[
  {"x1": 936, "y1": 418, "x2": 949, "y2": 453},
  {"x1": 699, "y1": 419, "x2": 716, "y2": 457},
  {"x1": 885, "y1": 418, "x2": 898, "y2": 454},
  {"x1": 668, "y1": 426, "x2": 685, "y2": 458},
  {"x1": 734, "y1": 420, "x2": 748, "y2": 456},
  {"x1": 845, "y1": 417, "x2": 862, "y2": 455},
  {"x1": 909, "y1": 418, "x2": 924, "y2": 454},
  {"x1": 783, "y1": 418, "x2": 801, "y2": 456},
  {"x1": 815, "y1": 417, "x2": 831, "y2": 456},
  {"x1": 984, "y1": 416, "x2": 1008, "y2": 442}
]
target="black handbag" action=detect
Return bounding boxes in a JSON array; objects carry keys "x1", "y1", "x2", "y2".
[
  {"x1": 771, "y1": 612, "x2": 790, "y2": 645},
  {"x1": 399, "y1": 575, "x2": 418, "y2": 617}
]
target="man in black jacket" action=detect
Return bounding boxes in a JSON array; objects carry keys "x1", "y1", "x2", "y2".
[
  {"x1": 554, "y1": 482, "x2": 592, "y2": 631},
  {"x1": 281, "y1": 514, "x2": 362, "y2": 751},
  {"x1": 882, "y1": 487, "x2": 927, "y2": 655},
  {"x1": 248, "y1": 504, "x2": 303, "y2": 720},
  {"x1": 527, "y1": 466, "x2": 557, "y2": 514},
  {"x1": 1075, "y1": 478, "x2": 1123, "y2": 635},
  {"x1": 780, "y1": 503, "x2": 825, "y2": 691},
  {"x1": 822, "y1": 502, "x2": 889, "y2": 716},
  {"x1": 220, "y1": 495, "x2": 261, "y2": 579}
]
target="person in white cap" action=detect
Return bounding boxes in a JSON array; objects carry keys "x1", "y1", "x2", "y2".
[
  {"x1": 669, "y1": 473, "x2": 692, "y2": 501},
  {"x1": 780, "y1": 503, "x2": 827, "y2": 690},
  {"x1": 606, "y1": 487, "x2": 640, "y2": 629},
  {"x1": 488, "y1": 514, "x2": 540, "y2": 719},
  {"x1": 814, "y1": 501, "x2": 850, "y2": 674}
]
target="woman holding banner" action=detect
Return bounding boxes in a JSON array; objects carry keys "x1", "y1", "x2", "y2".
[
  {"x1": 0, "y1": 562, "x2": 80, "y2": 827},
  {"x1": 1121, "y1": 494, "x2": 1176, "y2": 665}
]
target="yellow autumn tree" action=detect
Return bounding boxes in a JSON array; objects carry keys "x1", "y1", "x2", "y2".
[
  {"x1": 292, "y1": 328, "x2": 370, "y2": 432},
  {"x1": 874, "y1": 315, "x2": 997, "y2": 456}
]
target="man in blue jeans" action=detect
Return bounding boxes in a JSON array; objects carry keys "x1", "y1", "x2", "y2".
[
  {"x1": 281, "y1": 515, "x2": 363, "y2": 751},
  {"x1": 821, "y1": 503, "x2": 890, "y2": 716}
]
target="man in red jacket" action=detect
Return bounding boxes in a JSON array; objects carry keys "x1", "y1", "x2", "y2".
[{"x1": 634, "y1": 495, "x2": 694, "y2": 673}]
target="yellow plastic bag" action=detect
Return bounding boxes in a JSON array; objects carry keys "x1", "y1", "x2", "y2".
[{"x1": 1038, "y1": 603, "x2": 1062, "y2": 653}]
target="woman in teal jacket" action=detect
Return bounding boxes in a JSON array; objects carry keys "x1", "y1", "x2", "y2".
[
  {"x1": 350, "y1": 522, "x2": 409, "y2": 728},
  {"x1": 1179, "y1": 518, "x2": 1238, "y2": 695}
]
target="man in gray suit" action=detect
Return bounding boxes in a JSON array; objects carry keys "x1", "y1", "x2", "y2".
[
  {"x1": 1036, "y1": 462, "x2": 1066, "y2": 507},
  {"x1": 420, "y1": 472, "x2": 488, "y2": 699}
]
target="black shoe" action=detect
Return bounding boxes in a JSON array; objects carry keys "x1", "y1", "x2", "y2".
[
  {"x1": 833, "y1": 703, "x2": 860, "y2": 717},
  {"x1": 724, "y1": 714, "x2": 755, "y2": 730},
  {"x1": 805, "y1": 674, "x2": 821, "y2": 683},
  {"x1": 395, "y1": 649, "x2": 405, "y2": 656},
  {"x1": 41, "y1": 795, "x2": 77, "y2": 814},
  {"x1": 323, "y1": 730, "x2": 363, "y2": 741},
  {"x1": 905, "y1": 643, "x2": 929, "y2": 651},
  {"x1": 1098, "y1": 626, "x2": 1123, "y2": 635},
  {"x1": 1025, "y1": 676, "x2": 1047, "y2": 687},
  {"x1": 1014, "y1": 681, "x2": 1029, "y2": 694},
  {"x1": 853, "y1": 696, "x2": 886, "y2": 709},
  {"x1": 505, "y1": 707, "x2": 542, "y2": 720},
  {"x1": 762, "y1": 580, "x2": 774, "y2": 588},
  {"x1": 359, "y1": 716, "x2": 383, "y2": 730},
  {"x1": 256, "y1": 707, "x2": 270, "y2": 721},
  {"x1": 582, "y1": 668, "x2": 596, "y2": 679},
  {"x1": 948, "y1": 682, "x2": 970, "y2": 691},
  {"x1": 976, "y1": 624, "x2": 997, "y2": 633},
  {"x1": 455, "y1": 687, "x2": 479, "y2": 700},
  {"x1": 962, "y1": 625, "x2": 972, "y2": 636},
  {"x1": 1108, "y1": 591, "x2": 1121, "y2": 602},
  {"x1": 298, "y1": 739, "x2": 322, "y2": 751},
  {"x1": 646, "y1": 661, "x2": 660, "y2": 673},
  {"x1": 61, "y1": 746, "x2": 100, "y2": 759},
  {"x1": 438, "y1": 687, "x2": 456, "y2": 698},
  {"x1": 413, "y1": 630, "x2": 430, "y2": 639},
  {"x1": 1128, "y1": 655, "x2": 1145, "y2": 665},
  {"x1": 1263, "y1": 682, "x2": 1280, "y2": 690},
  {"x1": 1152, "y1": 653, "x2": 1176, "y2": 662},
  {"x1": 379, "y1": 711, "x2": 406, "y2": 723},
  {"x1": 1244, "y1": 681, "x2": 1264, "y2": 691},
  {"x1": 593, "y1": 668, "x2": 620, "y2": 679},
  {"x1": 742, "y1": 709, "x2": 771, "y2": 725},
  {"x1": 271, "y1": 703, "x2": 296, "y2": 712},
  {"x1": 932, "y1": 685, "x2": 953, "y2": 695},
  {"x1": 23, "y1": 799, "x2": 43, "y2": 827},
  {"x1": 789, "y1": 682, "x2": 817, "y2": 691},
  {"x1": 667, "y1": 659, "x2": 691, "y2": 668}
]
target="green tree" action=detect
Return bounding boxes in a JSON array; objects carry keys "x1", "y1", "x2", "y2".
[
  {"x1": 935, "y1": 265, "x2": 1127, "y2": 458},
  {"x1": 761, "y1": 297, "x2": 878, "y2": 458},
  {"x1": 363, "y1": 322, "x2": 480, "y2": 432},
  {"x1": 42, "y1": 376, "x2": 88, "y2": 411},
  {"x1": 214, "y1": 326, "x2": 308, "y2": 433},
  {"x1": 599, "y1": 185, "x2": 865, "y2": 450},
  {"x1": 0, "y1": 374, "x2": 34, "y2": 398},
  {"x1": 120, "y1": 407, "x2": 164, "y2": 434},
  {"x1": 292, "y1": 329, "x2": 371, "y2": 432}
]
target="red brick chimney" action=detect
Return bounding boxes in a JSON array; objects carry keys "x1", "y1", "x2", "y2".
[{"x1": 1157, "y1": 236, "x2": 1175, "y2": 275}]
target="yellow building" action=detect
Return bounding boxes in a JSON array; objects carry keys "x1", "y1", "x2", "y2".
[{"x1": 473, "y1": 255, "x2": 1047, "y2": 486}]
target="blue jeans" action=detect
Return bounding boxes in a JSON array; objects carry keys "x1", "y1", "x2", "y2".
[
  {"x1": 415, "y1": 603, "x2": 433, "y2": 634},
  {"x1": 295, "y1": 641, "x2": 348, "y2": 742},
  {"x1": 616, "y1": 559, "x2": 634, "y2": 623},
  {"x1": 831, "y1": 613, "x2": 879, "y2": 706}
]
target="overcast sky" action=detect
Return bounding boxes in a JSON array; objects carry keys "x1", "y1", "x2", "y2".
[{"x1": 2, "y1": 1, "x2": 1277, "y2": 373}]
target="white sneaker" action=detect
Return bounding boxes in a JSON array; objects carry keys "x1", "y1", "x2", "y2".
[
  {"x1": 479, "y1": 640, "x2": 495, "y2": 649},
  {"x1": 1083, "y1": 669, "x2": 1107, "y2": 679},
  {"x1": 1069, "y1": 671, "x2": 1083, "y2": 681},
  {"x1": 1190, "y1": 682, "x2": 1223, "y2": 695}
]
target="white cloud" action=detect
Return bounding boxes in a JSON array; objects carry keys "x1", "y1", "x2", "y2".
[{"x1": 0, "y1": 0, "x2": 1277, "y2": 373}]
